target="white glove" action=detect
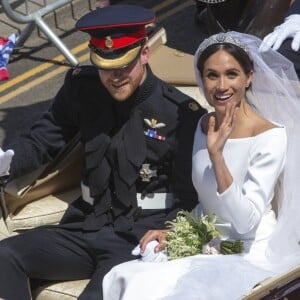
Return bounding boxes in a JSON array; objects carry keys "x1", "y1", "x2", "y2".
[
  {"x1": 132, "y1": 240, "x2": 168, "y2": 262},
  {"x1": 260, "y1": 14, "x2": 300, "y2": 52},
  {"x1": 0, "y1": 148, "x2": 14, "y2": 177}
]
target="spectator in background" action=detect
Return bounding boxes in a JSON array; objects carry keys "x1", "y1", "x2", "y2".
[
  {"x1": 260, "y1": 0, "x2": 300, "y2": 79},
  {"x1": 95, "y1": 0, "x2": 110, "y2": 8},
  {"x1": 95, "y1": 0, "x2": 119, "y2": 8}
]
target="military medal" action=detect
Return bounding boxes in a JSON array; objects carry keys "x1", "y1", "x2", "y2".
[
  {"x1": 144, "y1": 129, "x2": 165, "y2": 141},
  {"x1": 139, "y1": 164, "x2": 157, "y2": 182}
]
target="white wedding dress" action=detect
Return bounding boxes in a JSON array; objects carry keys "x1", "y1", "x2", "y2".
[{"x1": 102, "y1": 119, "x2": 287, "y2": 300}]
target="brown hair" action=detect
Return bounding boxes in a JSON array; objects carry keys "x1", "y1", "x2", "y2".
[{"x1": 197, "y1": 43, "x2": 254, "y2": 77}]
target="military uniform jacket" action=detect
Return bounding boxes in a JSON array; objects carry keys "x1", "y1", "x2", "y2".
[{"x1": 8, "y1": 65, "x2": 206, "y2": 236}]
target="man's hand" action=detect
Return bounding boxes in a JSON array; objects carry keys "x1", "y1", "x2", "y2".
[
  {"x1": 131, "y1": 240, "x2": 168, "y2": 262},
  {"x1": 0, "y1": 149, "x2": 14, "y2": 177},
  {"x1": 131, "y1": 229, "x2": 170, "y2": 262},
  {"x1": 139, "y1": 229, "x2": 169, "y2": 253},
  {"x1": 260, "y1": 14, "x2": 300, "y2": 52}
]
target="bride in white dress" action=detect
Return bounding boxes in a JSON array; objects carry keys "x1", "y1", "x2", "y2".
[{"x1": 102, "y1": 32, "x2": 300, "y2": 300}]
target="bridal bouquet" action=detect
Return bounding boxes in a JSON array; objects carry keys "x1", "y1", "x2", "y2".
[{"x1": 165, "y1": 210, "x2": 244, "y2": 260}]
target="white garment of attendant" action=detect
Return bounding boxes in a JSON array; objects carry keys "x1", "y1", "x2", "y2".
[{"x1": 102, "y1": 119, "x2": 287, "y2": 300}]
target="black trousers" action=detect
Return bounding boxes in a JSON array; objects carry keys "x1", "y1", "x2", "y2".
[{"x1": 0, "y1": 225, "x2": 137, "y2": 300}]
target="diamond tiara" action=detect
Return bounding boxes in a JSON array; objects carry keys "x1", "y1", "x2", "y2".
[{"x1": 197, "y1": 33, "x2": 249, "y2": 56}]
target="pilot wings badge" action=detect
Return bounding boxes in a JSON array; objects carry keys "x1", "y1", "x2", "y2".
[{"x1": 144, "y1": 118, "x2": 166, "y2": 129}]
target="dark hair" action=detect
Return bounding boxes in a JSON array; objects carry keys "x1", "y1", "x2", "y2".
[{"x1": 197, "y1": 43, "x2": 254, "y2": 76}]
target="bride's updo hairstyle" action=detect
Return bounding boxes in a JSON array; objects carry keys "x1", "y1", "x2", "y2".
[{"x1": 196, "y1": 42, "x2": 254, "y2": 77}]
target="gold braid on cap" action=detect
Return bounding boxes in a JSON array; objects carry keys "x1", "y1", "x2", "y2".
[{"x1": 198, "y1": 33, "x2": 249, "y2": 56}]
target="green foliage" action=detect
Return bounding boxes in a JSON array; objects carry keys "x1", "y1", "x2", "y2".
[
  {"x1": 165, "y1": 210, "x2": 244, "y2": 260},
  {"x1": 220, "y1": 240, "x2": 244, "y2": 255}
]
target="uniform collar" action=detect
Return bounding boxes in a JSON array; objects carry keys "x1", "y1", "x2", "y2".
[{"x1": 134, "y1": 64, "x2": 157, "y2": 105}]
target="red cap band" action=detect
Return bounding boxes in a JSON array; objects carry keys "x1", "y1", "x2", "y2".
[{"x1": 90, "y1": 27, "x2": 147, "y2": 50}]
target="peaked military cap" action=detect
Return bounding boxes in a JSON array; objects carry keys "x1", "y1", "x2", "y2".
[{"x1": 76, "y1": 4, "x2": 155, "y2": 70}]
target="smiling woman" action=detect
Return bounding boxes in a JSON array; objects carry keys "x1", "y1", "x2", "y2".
[
  {"x1": 197, "y1": 43, "x2": 276, "y2": 143},
  {"x1": 199, "y1": 49, "x2": 253, "y2": 132},
  {"x1": 102, "y1": 31, "x2": 300, "y2": 300}
]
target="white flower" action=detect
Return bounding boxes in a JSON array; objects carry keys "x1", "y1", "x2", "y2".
[{"x1": 165, "y1": 210, "x2": 244, "y2": 260}]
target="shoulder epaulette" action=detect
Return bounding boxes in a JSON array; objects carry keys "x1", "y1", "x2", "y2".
[
  {"x1": 69, "y1": 65, "x2": 99, "y2": 79},
  {"x1": 162, "y1": 85, "x2": 204, "y2": 114},
  {"x1": 72, "y1": 67, "x2": 82, "y2": 76}
]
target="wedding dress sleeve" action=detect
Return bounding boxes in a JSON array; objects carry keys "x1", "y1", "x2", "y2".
[{"x1": 218, "y1": 128, "x2": 287, "y2": 234}]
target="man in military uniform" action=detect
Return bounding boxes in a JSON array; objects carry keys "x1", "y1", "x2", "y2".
[{"x1": 0, "y1": 4, "x2": 206, "y2": 300}]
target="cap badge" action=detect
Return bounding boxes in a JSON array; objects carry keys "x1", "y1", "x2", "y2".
[
  {"x1": 144, "y1": 118, "x2": 166, "y2": 129},
  {"x1": 105, "y1": 36, "x2": 113, "y2": 49},
  {"x1": 139, "y1": 164, "x2": 157, "y2": 182},
  {"x1": 188, "y1": 102, "x2": 200, "y2": 111}
]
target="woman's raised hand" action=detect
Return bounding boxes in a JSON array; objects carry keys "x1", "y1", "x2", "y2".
[{"x1": 207, "y1": 103, "x2": 238, "y2": 160}]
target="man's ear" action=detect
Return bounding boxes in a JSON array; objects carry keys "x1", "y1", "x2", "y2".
[{"x1": 140, "y1": 45, "x2": 150, "y2": 65}]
